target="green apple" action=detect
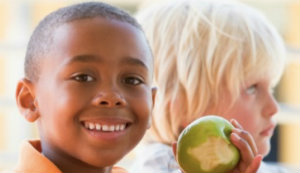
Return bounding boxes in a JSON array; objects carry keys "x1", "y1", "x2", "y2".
[{"x1": 176, "y1": 115, "x2": 240, "y2": 173}]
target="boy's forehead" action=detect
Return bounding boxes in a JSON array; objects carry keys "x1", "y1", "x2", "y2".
[
  {"x1": 65, "y1": 54, "x2": 151, "y2": 71},
  {"x1": 48, "y1": 17, "x2": 153, "y2": 70}
]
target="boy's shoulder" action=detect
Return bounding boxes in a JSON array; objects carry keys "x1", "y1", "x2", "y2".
[
  {"x1": 14, "y1": 140, "x2": 62, "y2": 173},
  {"x1": 12, "y1": 140, "x2": 129, "y2": 173}
]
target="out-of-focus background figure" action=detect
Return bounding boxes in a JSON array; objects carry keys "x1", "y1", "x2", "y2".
[
  {"x1": 0, "y1": 0, "x2": 299, "y2": 171},
  {"x1": 132, "y1": 0, "x2": 293, "y2": 172}
]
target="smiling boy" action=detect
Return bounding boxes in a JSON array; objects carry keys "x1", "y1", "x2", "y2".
[{"x1": 15, "y1": 2, "x2": 155, "y2": 173}]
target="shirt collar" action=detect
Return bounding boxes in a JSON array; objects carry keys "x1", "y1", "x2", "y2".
[{"x1": 15, "y1": 139, "x2": 62, "y2": 173}]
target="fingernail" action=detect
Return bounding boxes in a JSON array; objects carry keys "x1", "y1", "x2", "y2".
[
  {"x1": 232, "y1": 133, "x2": 240, "y2": 140},
  {"x1": 231, "y1": 119, "x2": 238, "y2": 125},
  {"x1": 257, "y1": 154, "x2": 263, "y2": 160},
  {"x1": 233, "y1": 128, "x2": 242, "y2": 133}
]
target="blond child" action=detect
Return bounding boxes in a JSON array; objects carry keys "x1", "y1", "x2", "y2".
[
  {"x1": 131, "y1": 0, "x2": 290, "y2": 172},
  {"x1": 15, "y1": 2, "x2": 156, "y2": 173}
]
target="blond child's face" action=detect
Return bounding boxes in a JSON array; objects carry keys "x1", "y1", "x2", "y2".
[
  {"x1": 204, "y1": 74, "x2": 278, "y2": 157},
  {"x1": 32, "y1": 18, "x2": 154, "y2": 167}
]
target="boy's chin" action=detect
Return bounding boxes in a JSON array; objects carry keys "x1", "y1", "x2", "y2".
[
  {"x1": 82, "y1": 155, "x2": 123, "y2": 168},
  {"x1": 259, "y1": 142, "x2": 271, "y2": 157}
]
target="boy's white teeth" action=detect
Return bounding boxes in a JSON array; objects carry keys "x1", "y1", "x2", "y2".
[
  {"x1": 102, "y1": 125, "x2": 109, "y2": 131},
  {"x1": 120, "y1": 124, "x2": 125, "y2": 130},
  {"x1": 84, "y1": 122, "x2": 127, "y2": 132},
  {"x1": 89, "y1": 123, "x2": 95, "y2": 130},
  {"x1": 96, "y1": 124, "x2": 101, "y2": 130},
  {"x1": 109, "y1": 125, "x2": 115, "y2": 131}
]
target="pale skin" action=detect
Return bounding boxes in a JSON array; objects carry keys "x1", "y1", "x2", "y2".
[
  {"x1": 171, "y1": 73, "x2": 279, "y2": 173},
  {"x1": 216, "y1": 75, "x2": 279, "y2": 157},
  {"x1": 230, "y1": 119, "x2": 262, "y2": 173},
  {"x1": 16, "y1": 17, "x2": 156, "y2": 173}
]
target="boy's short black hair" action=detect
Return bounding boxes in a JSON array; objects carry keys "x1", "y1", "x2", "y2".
[{"x1": 25, "y1": 1, "x2": 143, "y2": 81}]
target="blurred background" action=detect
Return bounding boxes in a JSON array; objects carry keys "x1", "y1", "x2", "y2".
[{"x1": 0, "y1": 0, "x2": 299, "y2": 171}]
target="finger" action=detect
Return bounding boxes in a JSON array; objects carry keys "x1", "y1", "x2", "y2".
[
  {"x1": 231, "y1": 133, "x2": 254, "y2": 164},
  {"x1": 232, "y1": 128, "x2": 258, "y2": 155},
  {"x1": 230, "y1": 119, "x2": 243, "y2": 129},
  {"x1": 230, "y1": 119, "x2": 258, "y2": 155},
  {"x1": 244, "y1": 155, "x2": 263, "y2": 173}
]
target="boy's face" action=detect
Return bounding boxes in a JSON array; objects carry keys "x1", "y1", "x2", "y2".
[
  {"x1": 204, "y1": 74, "x2": 278, "y2": 157},
  {"x1": 32, "y1": 18, "x2": 154, "y2": 167}
]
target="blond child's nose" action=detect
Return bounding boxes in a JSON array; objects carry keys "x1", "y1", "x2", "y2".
[
  {"x1": 92, "y1": 92, "x2": 126, "y2": 107},
  {"x1": 263, "y1": 95, "x2": 279, "y2": 117}
]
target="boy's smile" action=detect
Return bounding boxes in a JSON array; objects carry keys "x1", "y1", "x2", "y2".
[
  {"x1": 80, "y1": 111, "x2": 133, "y2": 141},
  {"x1": 30, "y1": 17, "x2": 155, "y2": 170}
]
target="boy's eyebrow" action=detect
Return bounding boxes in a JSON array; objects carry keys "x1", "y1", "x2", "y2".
[
  {"x1": 121, "y1": 57, "x2": 149, "y2": 71},
  {"x1": 67, "y1": 55, "x2": 149, "y2": 70}
]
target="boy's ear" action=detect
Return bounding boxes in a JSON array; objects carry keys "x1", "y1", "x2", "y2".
[{"x1": 16, "y1": 78, "x2": 39, "y2": 122}]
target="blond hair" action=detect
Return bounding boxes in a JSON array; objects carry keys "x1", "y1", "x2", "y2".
[{"x1": 136, "y1": 0, "x2": 286, "y2": 145}]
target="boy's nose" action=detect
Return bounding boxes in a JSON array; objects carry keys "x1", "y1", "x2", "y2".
[
  {"x1": 92, "y1": 92, "x2": 126, "y2": 107},
  {"x1": 263, "y1": 94, "x2": 279, "y2": 117}
]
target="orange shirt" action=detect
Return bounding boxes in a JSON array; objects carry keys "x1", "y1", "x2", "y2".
[{"x1": 14, "y1": 140, "x2": 128, "y2": 173}]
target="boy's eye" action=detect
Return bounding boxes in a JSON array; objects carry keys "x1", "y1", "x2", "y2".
[
  {"x1": 123, "y1": 77, "x2": 143, "y2": 85},
  {"x1": 72, "y1": 74, "x2": 94, "y2": 82},
  {"x1": 246, "y1": 84, "x2": 257, "y2": 95}
]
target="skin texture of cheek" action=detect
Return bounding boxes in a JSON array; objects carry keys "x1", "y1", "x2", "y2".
[
  {"x1": 223, "y1": 111, "x2": 272, "y2": 156},
  {"x1": 204, "y1": 101, "x2": 271, "y2": 156}
]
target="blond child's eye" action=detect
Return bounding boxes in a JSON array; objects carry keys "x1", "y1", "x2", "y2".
[
  {"x1": 246, "y1": 84, "x2": 257, "y2": 95},
  {"x1": 72, "y1": 74, "x2": 94, "y2": 82},
  {"x1": 123, "y1": 77, "x2": 143, "y2": 85}
]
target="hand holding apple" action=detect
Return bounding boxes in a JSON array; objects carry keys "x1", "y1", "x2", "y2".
[
  {"x1": 175, "y1": 115, "x2": 262, "y2": 173},
  {"x1": 229, "y1": 119, "x2": 262, "y2": 173}
]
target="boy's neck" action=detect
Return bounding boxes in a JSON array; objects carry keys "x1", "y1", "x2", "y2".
[{"x1": 41, "y1": 142, "x2": 112, "y2": 173}]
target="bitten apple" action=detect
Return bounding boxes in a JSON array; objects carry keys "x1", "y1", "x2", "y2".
[{"x1": 176, "y1": 115, "x2": 240, "y2": 173}]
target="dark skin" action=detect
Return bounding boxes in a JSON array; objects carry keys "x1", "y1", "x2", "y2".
[{"x1": 16, "y1": 17, "x2": 156, "y2": 173}]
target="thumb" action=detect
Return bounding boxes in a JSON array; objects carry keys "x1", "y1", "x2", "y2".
[{"x1": 245, "y1": 155, "x2": 263, "y2": 173}]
